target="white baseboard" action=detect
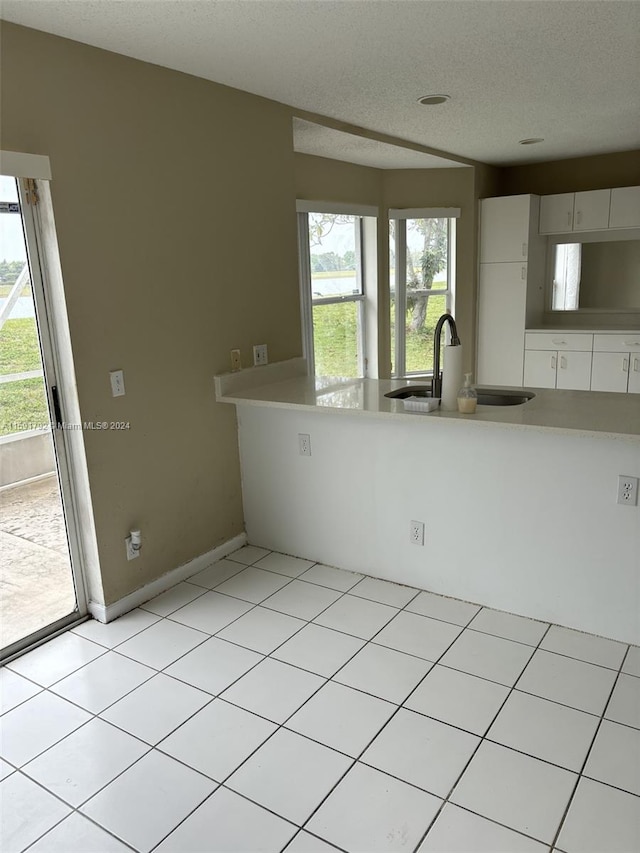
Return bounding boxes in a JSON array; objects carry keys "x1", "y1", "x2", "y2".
[{"x1": 88, "y1": 532, "x2": 247, "y2": 623}]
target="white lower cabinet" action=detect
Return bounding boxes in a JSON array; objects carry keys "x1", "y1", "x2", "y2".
[
  {"x1": 523, "y1": 332, "x2": 592, "y2": 390},
  {"x1": 524, "y1": 349, "x2": 592, "y2": 390},
  {"x1": 591, "y1": 334, "x2": 640, "y2": 393},
  {"x1": 591, "y1": 352, "x2": 640, "y2": 393}
]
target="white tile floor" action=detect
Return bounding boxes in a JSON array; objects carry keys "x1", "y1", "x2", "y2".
[{"x1": 1, "y1": 546, "x2": 639, "y2": 853}]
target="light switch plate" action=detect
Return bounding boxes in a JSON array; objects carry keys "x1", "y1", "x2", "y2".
[
  {"x1": 110, "y1": 370, "x2": 125, "y2": 397},
  {"x1": 253, "y1": 344, "x2": 268, "y2": 366}
]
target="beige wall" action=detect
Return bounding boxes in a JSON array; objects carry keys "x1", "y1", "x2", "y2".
[
  {"x1": 1, "y1": 23, "x2": 302, "y2": 604},
  {"x1": 500, "y1": 150, "x2": 640, "y2": 196},
  {"x1": 294, "y1": 153, "x2": 383, "y2": 207}
]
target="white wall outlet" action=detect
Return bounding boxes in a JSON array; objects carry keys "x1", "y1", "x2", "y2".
[
  {"x1": 126, "y1": 529, "x2": 141, "y2": 560},
  {"x1": 410, "y1": 520, "x2": 425, "y2": 545},
  {"x1": 109, "y1": 369, "x2": 125, "y2": 397},
  {"x1": 617, "y1": 475, "x2": 639, "y2": 506},
  {"x1": 298, "y1": 433, "x2": 311, "y2": 456},
  {"x1": 253, "y1": 344, "x2": 268, "y2": 366},
  {"x1": 230, "y1": 349, "x2": 242, "y2": 371}
]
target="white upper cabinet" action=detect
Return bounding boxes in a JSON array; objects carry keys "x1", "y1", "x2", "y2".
[
  {"x1": 539, "y1": 194, "x2": 574, "y2": 234},
  {"x1": 480, "y1": 195, "x2": 532, "y2": 263},
  {"x1": 539, "y1": 186, "x2": 640, "y2": 234},
  {"x1": 609, "y1": 186, "x2": 640, "y2": 229},
  {"x1": 573, "y1": 189, "x2": 611, "y2": 231}
]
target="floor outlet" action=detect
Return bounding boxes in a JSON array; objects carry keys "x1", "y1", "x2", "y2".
[
  {"x1": 253, "y1": 344, "x2": 268, "y2": 366},
  {"x1": 410, "y1": 520, "x2": 425, "y2": 545},
  {"x1": 617, "y1": 475, "x2": 639, "y2": 506},
  {"x1": 298, "y1": 433, "x2": 312, "y2": 456}
]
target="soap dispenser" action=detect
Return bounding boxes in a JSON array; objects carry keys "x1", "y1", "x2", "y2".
[{"x1": 457, "y1": 373, "x2": 477, "y2": 414}]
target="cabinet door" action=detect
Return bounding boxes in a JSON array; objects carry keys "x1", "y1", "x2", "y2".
[
  {"x1": 628, "y1": 355, "x2": 640, "y2": 394},
  {"x1": 556, "y1": 351, "x2": 592, "y2": 390},
  {"x1": 573, "y1": 189, "x2": 611, "y2": 231},
  {"x1": 477, "y1": 263, "x2": 526, "y2": 385},
  {"x1": 524, "y1": 350, "x2": 557, "y2": 388},
  {"x1": 591, "y1": 352, "x2": 630, "y2": 392},
  {"x1": 609, "y1": 187, "x2": 640, "y2": 229},
  {"x1": 539, "y1": 194, "x2": 574, "y2": 234},
  {"x1": 480, "y1": 196, "x2": 531, "y2": 263}
]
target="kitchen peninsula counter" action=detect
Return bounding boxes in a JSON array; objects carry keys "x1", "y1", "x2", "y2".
[
  {"x1": 215, "y1": 358, "x2": 640, "y2": 441},
  {"x1": 215, "y1": 358, "x2": 640, "y2": 645}
]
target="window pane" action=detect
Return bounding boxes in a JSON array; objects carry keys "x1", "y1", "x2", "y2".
[
  {"x1": 309, "y1": 213, "x2": 361, "y2": 299},
  {"x1": 313, "y1": 301, "x2": 360, "y2": 378},
  {"x1": 391, "y1": 216, "x2": 453, "y2": 377},
  {"x1": 407, "y1": 218, "x2": 448, "y2": 291},
  {"x1": 405, "y1": 293, "x2": 449, "y2": 374}
]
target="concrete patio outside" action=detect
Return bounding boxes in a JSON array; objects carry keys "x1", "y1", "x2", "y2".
[{"x1": 0, "y1": 474, "x2": 76, "y2": 650}]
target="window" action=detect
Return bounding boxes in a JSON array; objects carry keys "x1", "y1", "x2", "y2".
[
  {"x1": 298, "y1": 203, "x2": 377, "y2": 378},
  {"x1": 389, "y1": 209, "x2": 458, "y2": 378}
]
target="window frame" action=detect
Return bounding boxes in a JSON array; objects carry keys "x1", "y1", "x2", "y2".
[
  {"x1": 297, "y1": 202, "x2": 378, "y2": 378},
  {"x1": 389, "y1": 208, "x2": 459, "y2": 379}
]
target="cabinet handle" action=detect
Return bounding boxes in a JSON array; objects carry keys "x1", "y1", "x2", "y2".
[
  {"x1": 521, "y1": 266, "x2": 526, "y2": 280},
  {"x1": 522, "y1": 242, "x2": 527, "y2": 257},
  {"x1": 576, "y1": 210, "x2": 582, "y2": 225},
  {"x1": 634, "y1": 358, "x2": 640, "y2": 373},
  {"x1": 623, "y1": 341, "x2": 640, "y2": 346},
  {"x1": 552, "y1": 340, "x2": 567, "y2": 345},
  {"x1": 551, "y1": 355, "x2": 556, "y2": 370},
  {"x1": 567, "y1": 211, "x2": 572, "y2": 226},
  {"x1": 623, "y1": 357, "x2": 629, "y2": 372},
  {"x1": 560, "y1": 355, "x2": 567, "y2": 370}
]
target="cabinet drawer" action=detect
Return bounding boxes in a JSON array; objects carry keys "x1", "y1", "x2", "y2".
[
  {"x1": 593, "y1": 334, "x2": 640, "y2": 352},
  {"x1": 525, "y1": 332, "x2": 592, "y2": 352}
]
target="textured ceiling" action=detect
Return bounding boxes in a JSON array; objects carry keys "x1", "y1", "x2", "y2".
[
  {"x1": 293, "y1": 119, "x2": 470, "y2": 169},
  {"x1": 2, "y1": 0, "x2": 639, "y2": 168}
]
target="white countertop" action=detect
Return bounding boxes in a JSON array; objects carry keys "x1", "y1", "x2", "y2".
[
  {"x1": 215, "y1": 358, "x2": 640, "y2": 442},
  {"x1": 526, "y1": 328, "x2": 640, "y2": 335}
]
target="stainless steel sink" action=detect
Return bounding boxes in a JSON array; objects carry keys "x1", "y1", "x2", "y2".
[
  {"x1": 476, "y1": 389, "x2": 535, "y2": 406},
  {"x1": 385, "y1": 385, "x2": 535, "y2": 406}
]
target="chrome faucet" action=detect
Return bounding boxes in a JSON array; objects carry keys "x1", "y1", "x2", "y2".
[{"x1": 431, "y1": 313, "x2": 461, "y2": 398}]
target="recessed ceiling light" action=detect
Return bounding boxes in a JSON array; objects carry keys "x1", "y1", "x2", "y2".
[
  {"x1": 518, "y1": 137, "x2": 544, "y2": 145},
  {"x1": 417, "y1": 94, "x2": 451, "y2": 106}
]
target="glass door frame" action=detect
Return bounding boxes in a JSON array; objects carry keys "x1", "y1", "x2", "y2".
[{"x1": 0, "y1": 177, "x2": 88, "y2": 663}]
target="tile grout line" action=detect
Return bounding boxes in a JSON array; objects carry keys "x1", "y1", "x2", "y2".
[
  {"x1": 141, "y1": 561, "x2": 417, "y2": 852},
  {"x1": 407, "y1": 621, "x2": 556, "y2": 852},
  {"x1": 5, "y1": 549, "x2": 279, "y2": 853},
  {"x1": 548, "y1": 643, "x2": 635, "y2": 852}
]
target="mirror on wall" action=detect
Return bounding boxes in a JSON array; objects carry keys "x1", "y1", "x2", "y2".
[{"x1": 550, "y1": 237, "x2": 640, "y2": 312}]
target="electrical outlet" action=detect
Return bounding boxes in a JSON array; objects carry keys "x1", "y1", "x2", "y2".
[
  {"x1": 230, "y1": 349, "x2": 241, "y2": 371},
  {"x1": 109, "y1": 369, "x2": 125, "y2": 397},
  {"x1": 410, "y1": 520, "x2": 424, "y2": 545},
  {"x1": 125, "y1": 535, "x2": 139, "y2": 560},
  {"x1": 617, "y1": 475, "x2": 639, "y2": 506},
  {"x1": 298, "y1": 433, "x2": 311, "y2": 456},
  {"x1": 253, "y1": 344, "x2": 268, "y2": 366}
]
